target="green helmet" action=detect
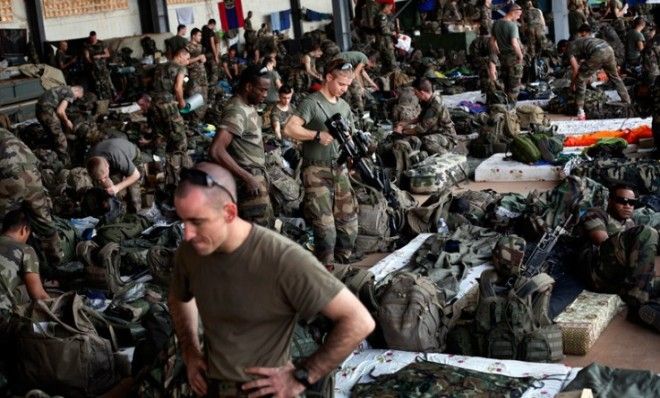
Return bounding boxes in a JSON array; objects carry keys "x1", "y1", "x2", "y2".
[{"x1": 492, "y1": 234, "x2": 526, "y2": 277}]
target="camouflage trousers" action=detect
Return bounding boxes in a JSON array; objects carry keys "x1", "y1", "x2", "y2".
[
  {"x1": 525, "y1": 27, "x2": 547, "y2": 58},
  {"x1": 343, "y1": 80, "x2": 365, "y2": 113},
  {"x1": 205, "y1": 55, "x2": 220, "y2": 87},
  {"x1": 151, "y1": 98, "x2": 189, "y2": 155},
  {"x1": 499, "y1": 57, "x2": 524, "y2": 104},
  {"x1": 0, "y1": 168, "x2": 62, "y2": 265},
  {"x1": 419, "y1": 132, "x2": 459, "y2": 155},
  {"x1": 35, "y1": 107, "x2": 70, "y2": 165},
  {"x1": 91, "y1": 61, "x2": 116, "y2": 100},
  {"x1": 376, "y1": 37, "x2": 396, "y2": 73},
  {"x1": 236, "y1": 168, "x2": 274, "y2": 229},
  {"x1": 302, "y1": 163, "x2": 358, "y2": 264},
  {"x1": 575, "y1": 47, "x2": 630, "y2": 108},
  {"x1": 582, "y1": 225, "x2": 659, "y2": 309},
  {"x1": 164, "y1": 151, "x2": 193, "y2": 187}
]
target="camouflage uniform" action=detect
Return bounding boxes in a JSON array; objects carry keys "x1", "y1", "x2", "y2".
[
  {"x1": 83, "y1": 40, "x2": 115, "y2": 100},
  {"x1": 568, "y1": 37, "x2": 631, "y2": 109},
  {"x1": 219, "y1": 96, "x2": 274, "y2": 228},
  {"x1": 149, "y1": 62, "x2": 191, "y2": 185},
  {"x1": 35, "y1": 86, "x2": 76, "y2": 164},
  {"x1": 375, "y1": 10, "x2": 396, "y2": 73},
  {"x1": 296, "y1": 92, "x2": 358, "y2": 264},
  {"x1": 469, "y1": 35, "x2": 497, "y2": 94},
  {"x1": 652, "y1": 75, "x2": 660, "y2": 155},
  {"x1": 0, "y1": 129, "x2": 61, "y2": 266},
  {"x1": 476, "y1": 4, "x2": 493, "y2": 33},
  {"x1": 0, "y1": 235, "x2": 40, "y2": 335},
  {"x1": 358, "y1": 0, "x2": 380, "y2": 45},
  {"x1": 492, "y1": 19, "x2": 524, "y2": 104},
  {"x1": 580, "y1": 208, "x2": 659, "y2": 309},
  {"x1": 244, "y1": 17, "x2": 258, "y2": 57},
  {"x1": 185, "y1": 41, "x2": 209, "y2": 122},
  {"x1": 410, "y1": 93, "x2": 459, "y2": 155},
  {"x1": 522, "y1": 6, "x2": 547, "y2": 57}
]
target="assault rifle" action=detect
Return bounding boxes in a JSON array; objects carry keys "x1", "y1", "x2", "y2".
[
  {"x1": 317, "y1": 104, "x2": 402, "y2": 229},
  {"x1": 522, "y1": 214, "x2": 573, "y2": 278}
]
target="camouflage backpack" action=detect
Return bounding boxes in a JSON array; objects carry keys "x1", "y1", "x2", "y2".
[
  {"x1": 146, "y1": 246, "x2": 176, "y2": 285},
  {"x1": 351, "y1": 176, "x2": 399, "y2": 254},
  {"x1": 377, "y1": 272, "x2": 449, "y2": 352},
  {"x1": 94, "y1": 214, "x2": 151, "y2": 247},
  {"x1": 473, "y1": 269, "x2": 563, "y2": 362},
  {"x1": 388, "y1": 138, "x2": 428, "y2": 182},
  {"x1": 53, "y1": 216, "x2": 78, "y2": 264},
  {"x1": 98, "y1": 242, "x2": 149, "y2": 296},
  {"x1": 265, "y1": 150, "x2": 303, "y2": 217},
  {"x1": 453, "y1": 189, "x2": 501, "y2": 226},
  {"x1": 510, "y1": 134, "x2": 542, "y2": 164},
  {"x1": 516, "y1": 104, "x2": 548, "y2": 130},
  {"x1": 490, "y1": 104, "x2": 520, "y2": 139},
  {"x1": 570, "y1": 158, "x2": 659, "y2": 195},
  {"x1": 492, "y1": 235, "x2": 526, "y2": 278},
  {"x1": 530, "y1": 131, "x2": 564, "y2": 162},
  {"x1": 331, "y1": 264, "x2": 378, "y2": 313}
]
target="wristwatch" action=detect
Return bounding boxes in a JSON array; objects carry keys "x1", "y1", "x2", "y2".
[
  {"x1": 314, "y1": 130, "x2": 321, "y2": 142},
  {"x1": 293, "y1": 365, "x2": 312, "y2": 389}
]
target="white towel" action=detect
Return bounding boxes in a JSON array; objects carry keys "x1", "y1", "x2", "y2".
[{"x1": 176, "y1": 7, "x2": 194, "y2": 26}]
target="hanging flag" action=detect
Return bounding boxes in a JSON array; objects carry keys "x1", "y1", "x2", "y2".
[
  {"x1": 218, "y1": 0, "x2": 244, "y2": 30},
  {"x1": 279, "y1": 10, "x2": 291, "y2": 30}
]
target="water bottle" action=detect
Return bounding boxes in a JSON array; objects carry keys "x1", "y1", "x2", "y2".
[{"x1": 436, "y1": 217, "x2": 449, "y2": 235}]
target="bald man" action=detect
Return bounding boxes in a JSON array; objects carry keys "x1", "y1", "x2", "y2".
[{"x1": 169, "y1": 162, "x2": 374, "y2": 397}]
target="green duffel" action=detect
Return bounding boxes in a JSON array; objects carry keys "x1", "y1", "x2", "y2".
[{"x1": 510, "y1": 134, "x2": 542, "y2": 164}]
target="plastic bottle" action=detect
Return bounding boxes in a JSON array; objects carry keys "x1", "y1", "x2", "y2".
[{"x1": 436, "y1": 218, "x2": 449, "y2": 235}]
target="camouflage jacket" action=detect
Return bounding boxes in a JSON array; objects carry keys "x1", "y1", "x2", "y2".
[
  {"x1": 414, "y1": 93, "x2": 456, "y2": 136},
  {"x1": 0, "y1": 128, "x2": 40, "y2": 178},
  {"x1": 37, "y1": 86, "x2": 76, "y2": 109},
  {"x1": 185, "y1": 42, "x2": 207, "y2": 83},
  {"x1": 152, "y1": 62, "x2": 187, "y2": 97}
]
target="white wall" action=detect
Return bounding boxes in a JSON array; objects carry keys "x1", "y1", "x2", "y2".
[{"x1": 0, "y1": 0, "x2": 28, "y2": 29}]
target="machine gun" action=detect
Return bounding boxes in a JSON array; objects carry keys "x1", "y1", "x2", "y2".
[
  {"x1": 522, "y1": 214, "x2": 574, "y2": 278},
  {"x1": 317, "y1": 103, "x2": 402, "y2": 229}
]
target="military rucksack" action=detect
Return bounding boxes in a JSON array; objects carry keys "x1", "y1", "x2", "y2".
[
  {"x1": 473, "y1": 270, "x2": 563, "y2": 362},
  {"x1": 97, "y1": 242, "x2": 149, "y2": 297},
  {"x1": 331, "y1": 264, "x2": 378, "y2": 313},
  {"x1": 405, "y1": 190, "x2": 453, "y2": 235},
  {"x1": 53, "y1": 216, "x2": 78, "y2": 264},
  {"x1": 530, "y1": 131, "x2": 564, "y2": 162},
  {"x1": 351, "y1": 176, "x2": 399, "y2": 254},
  {"x1": 14, "y1": 292, "x2": 120, "y2": 397},
  {"x1": 94, "y1": 214, "x2": 151, "y2": 247},
  {"x1": 452, "y1": 189, "x2": 501, "y2": 227},
  {"x1": 377, "y1": 272, "x2": 449, "y2": 352},
  {"x1": 490, "y1": 104, "x2": 520, "y2": 138},
  {"x1": 510, "y1": 134, "x2": 542, "y2": 164},
  {"x1": 570, "y1": 158, "x2": 659, "y2": 195},
  {"x1": 146, "y1": 246, "x2": 176, "y2": 286},
  {"x1": 492, "y1": 234, "x2": 526, "y2": 278},
  {"x1": 516, "y1": 104, "x2": 548, "y2": 130},
  {"x1": 266, "y1": 150, "x2": 303, "y2": 217}
]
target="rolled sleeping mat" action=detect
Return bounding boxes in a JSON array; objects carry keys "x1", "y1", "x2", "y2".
[{"x1": 179, "y1": 93, "x2": 205, "y2": 114}]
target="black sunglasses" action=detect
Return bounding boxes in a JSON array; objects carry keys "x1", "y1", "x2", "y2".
[
  {"x1": 180, "y1": 168, "x2": 236, "y2": 203},
  {"x1": 613, "y1": 196, "x2": 637, "y2": 206}
]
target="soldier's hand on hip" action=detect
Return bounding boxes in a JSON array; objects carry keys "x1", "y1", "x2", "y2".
[
  {"x1": 183, "y1": 350, "x2": 208, "y2": 397},
  {"x1": 243, "y1": 362, "x2": 306, "y2": 398},
  {"x1": 319, "y1": 131, "x2": 334, "y2": 146}
]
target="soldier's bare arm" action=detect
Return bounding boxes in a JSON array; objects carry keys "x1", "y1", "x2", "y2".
[
  {"x1": 208, "y1": 130, "x2": 261, "y2": 193},
  {"x1": 112, "y1": 169, "x2": 141, "y2": 195},
  {"x1": 512, "y1": 37, "x2": 524, "y2": 63},
  {"x1": 284, "y1": 115, "x2": 333, "y2": 145},
  {"x1": 168, "y1": 294, "x2": 207, "y2": 396},
  {"x1": 174, "y1": 73, "x2": 186, "y2": 109},
  {"x1": 56, "y1": 100, "x2": 73, "y2": 130},
  {"x1": 24, "y1": 272, "x2": 49, "y2": 300}
]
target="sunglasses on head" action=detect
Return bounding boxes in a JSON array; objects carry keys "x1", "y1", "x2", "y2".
[
  {"x1": 613, "y1": 196, "x2": 637, "y2": 206},
  {"x1": 179, "y1": 168, "x2": 236, "y2": 203},
  {"x1": 330, "y1": 62, "x2": 353, "y2": 73}
]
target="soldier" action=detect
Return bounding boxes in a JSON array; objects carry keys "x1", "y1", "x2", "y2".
[
  {"x1": 603, "y1": 0, "x2": 628, "y2": 37},
  {"x1": 221, "y1": 46, "x2": 240, "y2": 82},
  {"x1": 185, "y1": 28, "x2": 208, "y2": 122},
  {"x1": 625, "y1": 17, "x2": 647, "y2": 72},
  {"x1": 86, "y1": 138, "x2": 142, "y2": 213},
  {"x1": 642, "y1": 25, "x2": 660, "y2": 85},
  {"x1": 262, "y1": 55, "x2": 282, "y2": 105},
  {"x1": 335, "y1": 51, "x2": 379, "y2": 113},
  {"x1": 268, "y1": 85, "x2": 296, "y2": 142},
  {"x1": 166, "y1": 24, "x2": 189, "y2": 59},
  {"x1": 393, "y1": 77, "x2": 460, "y2": 155},
  {"x1": 202, "y1": 19, "x2": 220, "y2": 97},
  {"x1": 0, "y1": 208, "x2": 49, "y2": 334},
  {"x1": 208, "y1": 66, "x2": 274, "y2": 228},
  {"x1": 54, "y1": 41, "x2": 77, "y2": 81},
  {"x1": 441, "y1": 0, "x2": 463, "y2": 31},
  {"x1": 579, "y1": 183, "x2": 659, "y2": 332},
  {"x1": 285, "y1": 59, "x2": 359, "y2": 266},
  {"x1": 490, "y1": 2, "x2": 524, "y2": 105},
  {"x1": 244, "y1": 10, "x2": 258, "y2": 59},
  {"x1": 257, "y1": 23, "x2": 271, "y2": 38},
  {"x1": 169, "y1": 162, "x2": 374, "y2": 397},
  {"x1": 83, "y1": 31, "x2": 115, "y2": 101},
  {"x1": 148, "y1": 47, "x2": 192, "y2": 184},
  {"x1": 0, "y1": 128, "x2": 61, "y2": 267},
  {"x1": 568, "y1": 0, "x2": 589, "y2": 38},
  {"x1": 35, "y1": 85, "x2": 84, "y2": 165},
  {"x1": 374, "y1": 0, "x2": 398, "y2": 74},
  {"x1": 302, "y1": 43, "x2": 324, "y2": 82},
  {"x1": 569, "y1": 24, "x2": 631, "y2": 121},
  {"x1": 469, "y1": 25, "x2": 499, "y2": 94},
  {"x1": 522, "y1": 0, "x2": 547, "y2": 58},
  {"x1": 357, "y1": 0, "x2": 380, "y2": 45}
]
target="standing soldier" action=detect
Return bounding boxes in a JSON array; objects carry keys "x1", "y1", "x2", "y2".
[
  {"x1": 244, "y1": 11, "x2": 258, "y2": 58},
  {"x1": 35, "y1": 85, "x2": 84, "y2": 165},
  {"x1": 474, "y1": 0, "x2": 493, "y2": 33},
  {"x1": 202, "y1": 19, "x2": 220, "y2": 100},
  {"x1": 54, "y1": 41, "x2": 77, "y2": 81},
  {"x1": 335, "y1": 51, "x2": 378, "y2": 113},
  {"x1": 208, "y1": 66, "x2": 274, "y2": 228},
  {"x1": 186, "y1": 28, "x2": 208, "y2": 123},
  {"x1": 0, "y1": 128, "x2": 62, "y2": 267},
  {"x1": 149, "y1": 48, "x2": 192, "y2": 184},
  {"x1": 522, "y1": 0, "x2": 547, "y2": 58},
  {"x1": 285, "y1": 59, "x2": 359, "y2": 267},
  {"x1": 83, "y1": 31, "x2": 115, "y2": 100},
  {"x1": 375, "y1": 0, "x2": 397, "y2": 74},
  {"x1": 357, "y1": 0, "x2": 380, "y2": 46},
  {"x1": 642, "y1": 24, "x2": 660, "y2": 85},
  {"x1": 166, "y1": 24, "x2": 189, "y2": 58},
  {"x1": 470, "y1": 25, "x2": 499, "y2": 95},
  {"x1": 625, "y1": 17, "x2": 647, "y2": 73},
  {"x1": 569, "y1": 24, "x2": 631, "y2": 120},
  {"x1": 490, "y1": 2, "x2": 524, "y2": 105}
]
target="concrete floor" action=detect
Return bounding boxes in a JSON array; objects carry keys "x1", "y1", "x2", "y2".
[{"x1": 352, "y1": 179, "x2": 660, "y2": 373}]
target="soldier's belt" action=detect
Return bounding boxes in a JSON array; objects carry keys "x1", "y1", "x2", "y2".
[
  {"x1": 207, "y1": 379, "x2": 247, "y2": 397},
  {"x1": 303, "y1": 158, "x2": 344, "y2": 168}
]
